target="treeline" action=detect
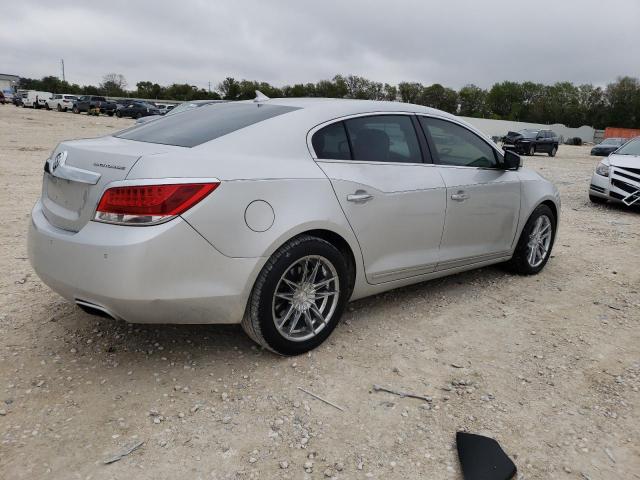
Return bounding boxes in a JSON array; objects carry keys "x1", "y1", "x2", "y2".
[{"x1": 18, "y1": 74, "x2": 640, "y2": 129}]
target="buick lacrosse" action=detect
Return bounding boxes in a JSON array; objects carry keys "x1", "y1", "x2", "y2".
[{"x1": 29, "y1": 95, "x2": 560, "y2": 355}]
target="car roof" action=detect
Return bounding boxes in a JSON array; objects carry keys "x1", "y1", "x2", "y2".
[{"x1": 263, "y1": 97, "x2": 455, "y2": 118}]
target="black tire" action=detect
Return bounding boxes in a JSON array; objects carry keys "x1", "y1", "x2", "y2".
[
  {"x1": 528, "y1": 144, "x2": 535, "y2": 156},
  {"x1": 73, "y1": 107, "x2": 79, "y2": 114},
  {"x1": 45, "y1": 103, "x2": 51, "y2": 110},
  {"x1": 589, "y1": 194, "x2": 607, "y2": 204},
  {"x1": 241, "y1": 235, "x2": 350, "y2": 355},
  {"x1": 116, "y1": 110, "x2": 122, "y2": 118},
  {"x1": 107, "y1": 111, "x2": 114, "y2": 117},
  {"x1": 57, "y1": 104, "x2": 62, "y2": 112},
  {"x1": 506, "y1": 204, "x2": 556, "y2": 275},
  {"x1": 135, "y1": 112, "x2": 142, "y2": 119},
  {"x1": 548, "y1": 145, "x2": 557, "y2": 157}
]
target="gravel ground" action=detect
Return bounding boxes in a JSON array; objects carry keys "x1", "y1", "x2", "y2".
[{"x1": 0, "y1": 105, "x2": 638, "y2": 480}]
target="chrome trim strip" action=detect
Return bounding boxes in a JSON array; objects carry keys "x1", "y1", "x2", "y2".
[
  {"x1": 436, "y1": 251, "x2": 511, "y2": 270},
  {"x1": 370, "y1": 261, "x2": 437, "y2": 280}
]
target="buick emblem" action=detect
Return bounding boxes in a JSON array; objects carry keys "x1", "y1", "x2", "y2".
[{"x1": 51, "y1": 151, "x2": 67, "y2": 171}]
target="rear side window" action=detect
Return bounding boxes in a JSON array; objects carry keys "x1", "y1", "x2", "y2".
[
  {"x1": 419, "y1": 117, "x2": 497, "y2": 168},
  {"x1": 312, "y1": 122, "x2": 351, "y2": 160},
  {"x1": 344, "y1": 115, "x2": 422, "y2": 163},
  {"x1": 116, "y1": 103, "x2": 300, "y2": 147}
]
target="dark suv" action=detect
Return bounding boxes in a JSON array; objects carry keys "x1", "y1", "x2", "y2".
[
  {"x1": 116, "y1": 100, "x2": 160, "y2": 119},
  {"x1": 72, "y1": 96, "x2": 117, "y2": 116},
  {"x1": 503, "y1": 129, "x2": 559, "y2": 157}
]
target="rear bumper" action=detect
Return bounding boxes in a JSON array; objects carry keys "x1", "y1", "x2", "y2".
[{"x1": 28, "y1": 200, "x2": 262, "y2": 324}]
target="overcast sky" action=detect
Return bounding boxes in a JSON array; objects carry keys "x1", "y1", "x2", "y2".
[{"x1": 2, "y1": 0, "x2": 639, "y2": 91}]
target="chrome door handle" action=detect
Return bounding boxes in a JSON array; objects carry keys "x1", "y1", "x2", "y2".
[
  {"x1": 450, "y1": 191, "x2": 469, "y2": 201},
  {"x1": 347, "y1": 191, "x2": 373, "y2": 203}
]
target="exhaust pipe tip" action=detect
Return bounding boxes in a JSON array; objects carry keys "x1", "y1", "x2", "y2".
[{"x1": 75, "y1": 299, "x2": 117, "y2": 320}]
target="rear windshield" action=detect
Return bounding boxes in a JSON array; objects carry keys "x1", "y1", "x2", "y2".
[
  {"x1": 116, "y1": 103, "x2": 300, "y2": 147},
  {"x1": 519, "y1": 129, "x2": 538, "y2": 139}
]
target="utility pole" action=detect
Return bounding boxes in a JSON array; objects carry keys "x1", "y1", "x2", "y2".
[{"x1": 61, "y1": 59, "x2": 65, "y2": 82}]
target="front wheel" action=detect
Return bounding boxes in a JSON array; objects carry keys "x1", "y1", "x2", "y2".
[
  {"x1": 73, "y1": 107, "x2": 79, "y2": 114},
  {"x1": 57, "y1": 104, "x2": 62, "y2": 112},
  {"x1": 242, "y1": 235, "x2": 350, "y2": 355},
  {"x1": 116, "y1": 110, "x2": 122, "y2": 118},
  {"x1": 528, "y1": 144, "x2": 535, "y2": 156},
  {"x1": 548, "y1": 145, "x2": 557, "y2": 157},
  {"x1": 506, "y1": 204, "x2": 556, "y2": 275}
]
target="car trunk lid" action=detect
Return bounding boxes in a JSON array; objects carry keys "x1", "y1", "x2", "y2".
[{"x1": 42, "y1": 136, "x2": 179, "y2": 232}]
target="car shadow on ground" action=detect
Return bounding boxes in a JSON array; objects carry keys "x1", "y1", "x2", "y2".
[{"x1": 53, "y1": 264, "x2": 515, "y2": 364}]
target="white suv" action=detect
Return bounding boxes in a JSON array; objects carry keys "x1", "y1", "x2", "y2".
[{"x1": 46, "y1": 94, "x2": 78, "y2": 112}]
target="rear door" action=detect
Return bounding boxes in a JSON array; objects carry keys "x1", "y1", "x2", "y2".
[
  {"x1": 312, "y1": 114, "x2": 446, "y2": 284},
  {"x1": 418, "y1": 116, "x2": 521, "y2": 269}
]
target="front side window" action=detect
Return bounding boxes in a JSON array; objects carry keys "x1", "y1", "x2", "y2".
[
  {"x1": 344, "y1": 115, "x2": 422, "y2": 163},
  {"x1": 312, "y1": 122, "x2": 351, "y2": 160},
  {"x1": 419, "y1": 117, "x2": 497, "y2": 168}
]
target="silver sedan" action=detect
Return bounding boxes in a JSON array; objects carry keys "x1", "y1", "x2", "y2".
[{"x1": 28, "y1": 96, "x2": 561, "y2": 355}]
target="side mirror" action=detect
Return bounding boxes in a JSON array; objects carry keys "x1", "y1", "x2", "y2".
[{"x1": 503, "y1": 150, "x2": 521, "y2": 170}]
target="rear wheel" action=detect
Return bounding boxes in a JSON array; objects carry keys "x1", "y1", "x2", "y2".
[
  {"x1": 107, "y1": 111, "x2": 114, "y2": 117},
  {"x1": 57, "y1": 104, "x2": 62, "y2": 112},
  {"x1": 73, "y1": 106, "x2": 79, "y2": 114},
  {"x1": 589, "y1": 193, "x2": 607, "y2": 204},
  {"x1": 135, "y1": 112, "x2": 142, "y2": 119},
  {"x1": 242, "y1": 235, "x2": 350, "y2": 355},
  {"x1": 548, "y1": 145, "x2": 557, "y2": 157},
  {"x1": 506, "y1": 204, "x2": 556, "y2": 275},
  {"x1": 116, "y1": 110, "x2": 122, "y2": 118},
  {"x1": 528, "y1": 144, "x2": 535, "y2": 156}
]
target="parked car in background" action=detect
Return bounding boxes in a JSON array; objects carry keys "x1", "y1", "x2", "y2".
[
  {"x1": 13, "y1": 92, "x2": 26, "y2": 107},
  {"x1": 72, "y1": 96, "x2": 116, "y2": 116},
  {"x1": 114, "y1": 99, "x2": 133, "y2": 110},
  {"x1": 116, "y1": 100, "x2": 161, "y2": 119},
  {"x1": 155, "y1": 104, "x2": 175, "y2": 115},
  {"x1": 135, "y1": 99, "x2": 226, "y2": 124},
  {"x1": 589, "y1": 137, "x2": 640, "y2": 206},
  {"x1": 23, "y1": 91, "x2": 52, "y2": 109},
  {"x1": 590, "y1": 137, "x2": 627, "y2": 156},
  {"x1": 28, "y1": 96, "x2": 560, "y2": 355},
  {"x1": 46, "y1": 94, "x2": 78, "y2": 112},
  {"x1": 503, "y1": 129, "x2": 559, "y2": 157}
]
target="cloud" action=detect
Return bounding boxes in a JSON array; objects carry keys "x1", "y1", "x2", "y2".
[{"x1": 1, "y1": 0, "x2": 639, "y2": 91}]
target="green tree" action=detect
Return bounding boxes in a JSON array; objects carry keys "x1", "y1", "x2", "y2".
[
  {"x1": 217, "y1": 77, "x2": 242, "y2": 100},
  {"x1": 605, "y1": 76, "x2": 640, "y2": 128},
  {"x1": 398, "y1": 82, "x2": 422, "y2": 104},
  {"x1": 458, "y1": 84, "x2": 489, "y2": 117},
  {"x1": 418, "y1": 84, "x2": 458, "y2": 113},
  {"x1": 487, "y1": 81, "x2": 524, "y2": 120}
]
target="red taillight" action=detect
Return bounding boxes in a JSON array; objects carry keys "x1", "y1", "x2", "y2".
[{"x1": 95, "y1": 182, "x2": 219, "y2": 225}]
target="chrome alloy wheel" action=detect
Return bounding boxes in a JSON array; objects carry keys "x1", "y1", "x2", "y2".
[
  {"x1": 527, "y1": 215, "x2": 552, "y2": 267},
  {"x1": 272, "y1": 255, "x2": 340, "y2": 342}
]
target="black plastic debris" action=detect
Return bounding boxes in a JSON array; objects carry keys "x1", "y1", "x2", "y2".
[{"x1": 456, "y1": 432, "x2": 517, "y2": 480}]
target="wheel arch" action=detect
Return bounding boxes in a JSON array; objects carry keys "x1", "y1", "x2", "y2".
[{"x1": 297, "y1": 228, "x2": 357, "y2": 293}]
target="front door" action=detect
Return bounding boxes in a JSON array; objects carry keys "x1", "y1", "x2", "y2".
[
  {"x1": 311, "y1": 114, "x2": 447, "y2": 284},
  {"x1": 417, "y1": 116, "x2": 521, "y2": 270}
]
